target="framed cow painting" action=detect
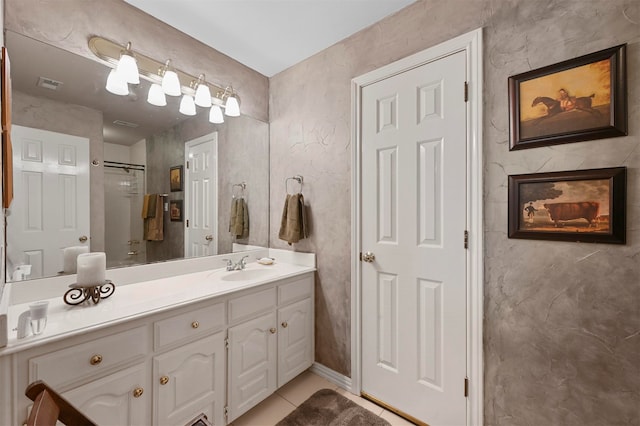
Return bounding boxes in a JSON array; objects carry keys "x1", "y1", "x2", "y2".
[
  {"x1": 508, "y1": 167, "x2": 626, "y2": 244},
  {"x1": 508, "y1": 44, "x2": 627, "y2": 150}
]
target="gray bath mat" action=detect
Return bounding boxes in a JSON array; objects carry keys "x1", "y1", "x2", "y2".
[{"x1": 276, "y1": 388, "x2": 391, "y2": 426}]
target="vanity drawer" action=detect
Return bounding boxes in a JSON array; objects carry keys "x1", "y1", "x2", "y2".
[
  {"x1": 228, "y1": 287, "x2": 277, "y2": 324},
  {"x1": 29, "y1": 326, "x2": 148, "y2": 389},
  {"x1": 278, "y1": 274, "x2": 313, "y2": 305},
  {"x1": 154, "y1": 302, "x2": 226, "y2": 351}
]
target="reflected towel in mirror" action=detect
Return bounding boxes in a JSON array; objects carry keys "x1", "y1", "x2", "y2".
[{"x1": 144, "y1": 194, "x2": 163, "y2": 241}]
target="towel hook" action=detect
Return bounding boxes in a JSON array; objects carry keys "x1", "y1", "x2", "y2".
[{"x1": 285, "y1": 175, "x2": 303, "y2": 194}]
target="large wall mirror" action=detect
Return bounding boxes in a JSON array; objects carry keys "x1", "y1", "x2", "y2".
[{"x1": 4, "y1": 29, "x2": 270, "y2": 283}]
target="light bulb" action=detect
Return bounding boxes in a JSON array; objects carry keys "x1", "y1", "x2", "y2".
[
  {"x1": 115, "y1": 48, "x2": 139, "y2": 84},
  {"x1": 162, "y1": 70, "x2": 181, "y2": 96},
  {"x1": 209, "y1": 105, "x2": 224, "y2": 124},
  {"x1": 224, "y1": 95, "x2": 240, "y2": 117},
  {"x1": 179, "y1": 94, "x2": 196, "y2": 116},
  {"x1": 105, "y1": 69, "x2": 128, "y2": 96},
  {"x1": 147, "y1": 83, "x2": 166, "y2": 106},
  {"x1": 194, "y1": 83, "x2": 212, "y2": 107}
]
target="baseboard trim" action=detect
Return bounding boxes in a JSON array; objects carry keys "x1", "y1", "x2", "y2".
[{"x1": 310, "y1": 362, "x2": 352, "y2": 392}]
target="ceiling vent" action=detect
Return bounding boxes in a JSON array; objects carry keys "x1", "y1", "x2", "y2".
[
  {"x1": 113, "y1": 120, "x2": 139, "y2": 128},
  {"x1": 36, "y1": 77, "x2": 63, "y2": 91}
]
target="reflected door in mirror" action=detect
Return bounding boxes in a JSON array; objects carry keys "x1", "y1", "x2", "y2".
[
  {"x1": 185, "y1": 132, "x2": 218, "y2": 258},
  {"x1": 8, "y1": 125, "x2": 90, "y2": 279}
]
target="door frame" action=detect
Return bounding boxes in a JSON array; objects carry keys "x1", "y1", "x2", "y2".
[
  {"x1": 350, "y1": 28, "x2": 484, "y2": 425},
  {"x1": 184, "y1": 132, "x2": 218, "y2": 258}
]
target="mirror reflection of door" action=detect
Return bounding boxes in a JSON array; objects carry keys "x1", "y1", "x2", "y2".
[
  {"x1": 184, "y1": 132, "x2": 218, "y2": 258},
  {"x1": 8, "y1": 125, "x2": 90, "y2": 280}
]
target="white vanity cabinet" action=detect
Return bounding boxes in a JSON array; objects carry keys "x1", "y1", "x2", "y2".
[
  {"x1": 153, "y1": 332, "x2": 226, "y2": 426},
  {"x1": 2, "y1": 268, "x2": 314, "y2": 426},
  {"x1": 227, "y1": 274, "x2": 314, "y2": 422}
]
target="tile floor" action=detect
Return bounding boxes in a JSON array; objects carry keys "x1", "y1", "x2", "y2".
[{"x1": 231, "y1": 369, "x2": 415, "y2": 426}]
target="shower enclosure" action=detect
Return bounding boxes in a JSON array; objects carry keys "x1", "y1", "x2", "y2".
[{"x1": 104, "y1": 161, "x2": 146, "y2": 268}]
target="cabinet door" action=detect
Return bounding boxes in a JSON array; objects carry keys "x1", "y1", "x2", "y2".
[
  {"x1": 278, "y1": 297, "x2": 313, "y2": 386},
  {"x1": 62, "y1": 363, "x2": 150, "y2": 426},
  {"x1": 153, "y1": 332, "x2": 225, "y2": 426},
  {"x1": 228, "y1": 311, "x2": 277, "y2": 422}
]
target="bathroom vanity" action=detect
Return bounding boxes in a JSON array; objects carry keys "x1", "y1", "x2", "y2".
[{"x1": 0, "y1": 251, "x2": 315, "y2": 425}]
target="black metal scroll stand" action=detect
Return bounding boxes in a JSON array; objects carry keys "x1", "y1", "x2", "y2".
[{"x1": 63, "y1": 280, "x2": 115, "y2": 305}]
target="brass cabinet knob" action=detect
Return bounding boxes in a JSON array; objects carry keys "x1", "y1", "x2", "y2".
[
  {"x1": 79, "y1": 235, "x2": 88, "y2": 243},
  {"x1": 133, "y1": 387, "x2": 144, "y2": 398},
  {"x1": 90, "y1": 354, "x2": 103, "y2": 365},
  {"x1": 191, "y1": 321, "x2": 199, "y2": 329},
  {"x1": 160, "y1": 376, "x2": 169, "y2": 386},
  {"x1": 269, "y1": 327, "x2": 276, "y2": 334},
  {"x1": 281, "y1": 322, "x2": 288, "y2": 328}
]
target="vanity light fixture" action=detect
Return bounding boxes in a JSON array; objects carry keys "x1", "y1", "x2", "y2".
[
  {"x1": 115, "y1": 42, "x2": 140, "y2": 84},
  {"x1": 89, "y1": 36, "x2": 241, "y2": 120},
  {"x1": 160, "y1": 60, "x2": 181, "y2": 96},
  {"x1": 194, "y1": 74, "x2": 212, "y2": 108},
  {"x1": 209, "y1": 104, "x2": 224, "y2": 124},
  {"x1": 179, "y1": 94, "x2": 197, "y2": 116},
  {"x1": 105, "y1": 69, "x2": 129, "y2": 96},
  {"x1": 147, "y1": 83, "x2": 166, "y2": 106}
]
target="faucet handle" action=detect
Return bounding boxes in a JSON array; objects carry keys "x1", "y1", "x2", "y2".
[{"x1": 222, "y1": 259, "x2": 233, "y2": 266}]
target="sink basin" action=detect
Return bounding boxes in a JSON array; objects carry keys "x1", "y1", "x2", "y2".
[{"x1": 219, "y1": 268, "x2": 276, "y2": 282}]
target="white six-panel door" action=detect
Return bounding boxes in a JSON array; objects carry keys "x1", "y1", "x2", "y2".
[
  {"x1": 9, "y1": 125, "x2": 90, "y2": 279},
  {"x1": 361, "y1": 51, "x2": 468, "y2": 425},
  {"x1": 185, "y1": 133, "x2": 218, "y2": 258}
]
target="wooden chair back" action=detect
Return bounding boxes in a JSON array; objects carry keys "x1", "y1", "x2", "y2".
[{"x1": 25, "y1": 380, "x2": 97, "y2": 426}]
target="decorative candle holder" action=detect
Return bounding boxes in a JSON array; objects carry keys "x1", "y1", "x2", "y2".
[{"x1": 63, "y1": 280, "x2": 115, "y2": 306}]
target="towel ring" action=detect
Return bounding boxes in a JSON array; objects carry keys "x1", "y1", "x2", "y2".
[
  {"x1": 232, "y1": 182, "x2": 246, "y2": 198},
  {"x1": 285, "y1": 175, "x2": 303, "y2": 194}
]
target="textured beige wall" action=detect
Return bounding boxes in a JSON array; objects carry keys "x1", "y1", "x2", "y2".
[{"x1": 269, "y1": 1, "x2": 639, "y2": 424}]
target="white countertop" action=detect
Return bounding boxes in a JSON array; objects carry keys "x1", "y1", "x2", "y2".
[{"x1": 1, "y1": 261, "x2": 315, "y2": 355}]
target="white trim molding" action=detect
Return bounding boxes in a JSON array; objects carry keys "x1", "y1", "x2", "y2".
[
  {"x1": 350, "y1": 27, "x2": 484, "y2": 426},
  {"x1": 310, "y1": 362, "x2": 353, "y2": 392}
]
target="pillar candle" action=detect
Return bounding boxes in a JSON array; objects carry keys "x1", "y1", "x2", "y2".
[
  {"x1": 76, "y1": 252, "x2": 106, "y2": 285},
  {"x1": 63, "y1": 246, "x2": 89, "y2": 273}
]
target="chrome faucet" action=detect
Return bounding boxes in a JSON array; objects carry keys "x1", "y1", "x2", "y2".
[{"x1": 223, "y1": 255, "x2": 249, "y2": 271}]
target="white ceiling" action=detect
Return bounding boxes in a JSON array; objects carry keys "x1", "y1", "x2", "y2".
[{"x1": 123, "y1": 0, "x2": 416, "y2": 77}]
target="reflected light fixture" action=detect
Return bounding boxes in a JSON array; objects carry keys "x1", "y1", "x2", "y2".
[
  {"x1": 89, "y1": 36, "x2": 241, "y2": 120},
  {"x1": 106, "y1": 69, "x2": 129, "y2": 96},
  {"x1": 115, "y1": 42, "x2": 140, "y2": 84},
  {"x1": 194, "y1": 74, "x2": 212, "y2": 107},
  {"x1": 161, "y1": 60, "x2": 182, "y2": 96},
  {"x1": 209, "y1": 105, "x2": 224, "y2": 124},
  {"x1": 147, "y1": 83, "x2": 166, "y2": 106},
  {"x1": 179, "y1": 94, "x2": 197, "y2": 116}
]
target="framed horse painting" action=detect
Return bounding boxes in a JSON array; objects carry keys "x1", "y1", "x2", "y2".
[{"x1": 508, "y1": 44, "x2": 627, "y2": 150}]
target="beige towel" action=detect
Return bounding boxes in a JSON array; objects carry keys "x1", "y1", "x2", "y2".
[
  {"x1": 240, "y1": 199, "x2": 249, "y2": 239},
  {"x1": 279, "y1": 193, "x2": 308, "y2": 245},
  {"x1": 229, "y1": 198, "x2": 249, "y2": 239},
  {"x1": 141, "y1": 194, "x2": 157, "y2": 219},
  {"x1": 144, "y1": 194, "x2": 164, "y2": 241}
]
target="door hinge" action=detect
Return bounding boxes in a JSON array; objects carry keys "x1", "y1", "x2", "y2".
[
  {"x1": 186, "y1": 219, "x2": 189, "y2": 228},
  {"x1": 186, "y1": 161, "x2": 190, "y2": 169},
  {"x1": 359, "y1": 252, "x2": 362, "y2": 261},
  {"x1": 224, "y1": 337, "x2": 229, "y2": 349},
  {"x1": 464, "y1": 230, "x2": 469, "y2": 249},
  {"x1": 464, "y1": 81, "x2": 469, "y2": 102},
  {"x1": 464, "y1": 377, "x2": 469, "y2": 397},
  {"x1": 224, "y1": 406, "x2": 229, "y2": 420}
]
